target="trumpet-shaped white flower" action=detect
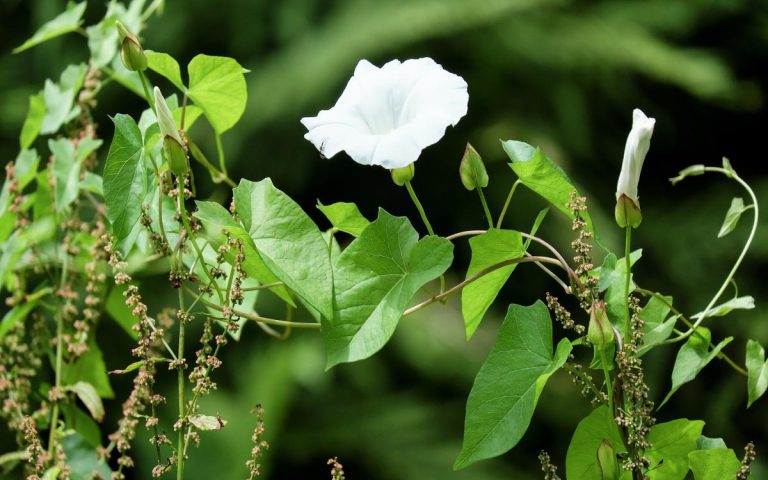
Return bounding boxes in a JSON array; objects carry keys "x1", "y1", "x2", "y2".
[
  {"x1": 301, "y1": 58, "x2": 468, "y2": 170},
  {"x1": 616, "y1": 108, "x2": 656, "y2": 204}
]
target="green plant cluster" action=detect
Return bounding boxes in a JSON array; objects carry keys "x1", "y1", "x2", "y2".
[{"x1": 0, "y1": 2, "x2": 765, "y2": 480}]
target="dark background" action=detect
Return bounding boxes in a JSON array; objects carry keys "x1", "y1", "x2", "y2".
[{"x1": 1, "y1": 0, "x2": 767, "y2": 478}]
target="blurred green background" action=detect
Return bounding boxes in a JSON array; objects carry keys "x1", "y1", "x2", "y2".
[{"x1": 2, "y1": 0, "x2": 767, "y2": 478}]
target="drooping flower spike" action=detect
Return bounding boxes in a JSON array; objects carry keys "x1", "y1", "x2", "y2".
[{"x1": 301, "y1": 58, "x2": 469, "y2": 170}]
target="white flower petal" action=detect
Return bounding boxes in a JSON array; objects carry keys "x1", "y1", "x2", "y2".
[
  {"x1": 301, "y1": 57, "x2": 468, "y2": 169},
  {"x1": 616, "y1": 108, "x2": 655, "y2": 203}
]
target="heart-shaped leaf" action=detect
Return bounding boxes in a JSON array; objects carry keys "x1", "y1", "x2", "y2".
[
  {"x1": 455, "y1": 301, "x2": 572, "y2": 469},
  {"x1": 325, "y1": 209, "x2": 453, "y2": 368}
]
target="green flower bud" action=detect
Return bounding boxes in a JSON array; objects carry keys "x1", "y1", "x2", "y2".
[
  {"x1": 163, "y1": 135, "x2": 189, "y2": 177},
  {"x1": 596, "y1": 439, "x2": 619, "y2": 480},
  {"x1": 153, "y1": 87, "x2": 182, "y2": 144},
  {"x1": 588, "y1": 300, "x2": 613, "y2": 352},
  {"x1": 116, "y1": 21, "x2": 147, "y2": 71},
  {"x1": 459, "y1": 143, "x2": 489, "y2": 191},
  {"x1": 391, "y1": 163, "x2": 415, "y2": 186},
  {"x1": 615, "y1": 193, "x2": 642, "y2": 229}
]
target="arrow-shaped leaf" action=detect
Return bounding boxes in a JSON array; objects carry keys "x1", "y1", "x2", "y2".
[
  {"x1": 455, "y1": 301, "x2": 572, "y2": 469},
  {"x1": 325, "y1": 209, "x2": 453, "y2": 368}
]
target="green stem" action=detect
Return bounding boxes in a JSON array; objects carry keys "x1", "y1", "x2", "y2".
[
  {"x1": 635, "y1": 288, "x2": 747, "y2": 376},
  {"x1": 174, "y1": 189, "x2": 187, "y2": 480},
  {"x1": 476, "y1": 187, "x2": 494, "y2": 229},
  {"x1": 624, "y1": 224, "x2": 632, "y2": 331},
  {"x1": 47, "y1": 254, "x2": 69, "y2": 457},
  {"x1": 599, "y1": 349, "x2": 614, "y2": 415},
  {"x1": 404, "y1": 180, "x2": 444, "y2": 293},
  {"x1": 176, "y1": 184, "x2": 225, "y2": 304},
  {"x1": 138, "y1": 70, "x2": 155, "y2": 112},
  {"x1": 404, "y1": 180, "x2": 435, "y2": 236},
  {"x1": 496, "y1": 179, "x2": 521, "y2": 229},
  {"x1": 667, "y1": 167, "x2": 759, "y2": 343},
  {"x1": 187, "y1": 141, "x2": 237, "y2": 187},
  {"x1": 148, "y1": 153, "x2": 169, "y2": 252},
  {"x1": 214, "y1": 133, "x2": 228, "y2": 178},
  {"x1": 402, "y1": 255, "x2": 563, "y2": 316}
]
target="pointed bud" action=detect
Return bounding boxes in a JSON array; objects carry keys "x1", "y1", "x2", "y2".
[
  {"x1": 391, "y1": 163, "x2": 415, "y2": 186},
  {"x1": 163, "y1": 136, "x2": 189, "y2": 177},
  {"x1": 116, "y1": 21, "x2": 147, "y2": 71},
  {"x1": 459, "y1": 143, "x2": 489, "y2": 191},
  {"x1": 153, "y1": 87, "x2": 182, "y2": 144},
  {"x1": 615, "y1": 194, "x2": 642, "y2": 229},
  {"x1": 588, "y1": 301, "x2": 613, "y2": 352},
  {"x1": 616, "y1": 108, "x2": 654, "y2": 214},
  {"x1": 596, "y1": 439, "x2": 619, "y2": 480}
]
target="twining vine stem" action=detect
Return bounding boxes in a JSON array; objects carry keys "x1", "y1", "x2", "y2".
[
  {"x1": 402, "y1": 255, "x2": 564, "y2": 316},
  {"x1": 666, "y1": 166, "x2": 759, "y2": 343}
]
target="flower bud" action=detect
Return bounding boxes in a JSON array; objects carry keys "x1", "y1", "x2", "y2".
[
  {"x1": 116, "y1": 21, "x2": 147, "y2": 72},
  {"x1": 615, "y1": 108, "x2": 654, "y2": 228},
  {"x1": 163, "y1": 135, "x2": 189, "y2": 177},
  {"x1": 459, "y1": 143, "x2": 489, "y2": 191},
  {"x1": 391, "y1": 163, "x2": 415, "y2": 186},
  {"x1": 588, "y1": 300, "x2": 613, "y2": 352},
  {"x1": 596, "y1": 439, "x2": 619, "y2": 480},
  {"x1": 153, "y1": 87, "x2": 182, "y2": 144}
]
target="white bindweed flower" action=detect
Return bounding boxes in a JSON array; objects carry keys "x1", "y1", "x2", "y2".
[
  {"x1": 301, "y1": 58, "x2": 468, "y2": 170},
  {"x1": 615, "y1": 108, "x2": 655, "y2": 228},
  {"x1": 616, "y1": 108, "x2": 655, "y2": 205}
]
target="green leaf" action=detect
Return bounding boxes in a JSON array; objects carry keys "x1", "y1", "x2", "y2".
[
  {"x1": 194, "y1": 200, "x2": 294, "y2": 306},
  {"x1": 455, "y1": 301, "x2": 572, "y2": 469},
  {"x1": 646, "y1": 418, "x2": 704, "y2": 480},
  {"x1": 62, "y1": 405, "x2": 101, "y2": 448},
  {"x1": 146, "y1": 50, "x2": 186, "y2": 91},
  {"x1": 20, "y1": 92, "x2": 45, "y2": 149},
  {"x1": 326, "y1": 209, "x2": 453, "y2": 369},
  {"x1": 68, "y1": 382, "x2": 105, "y2": 422},
  {"x1": 86, "y1": 1, "x2": 143, "y2": 68},
  {"x1": 103, "y1": 114, "x2": 149, "y2": 254},
  {"x1": 691, "y1": 296, "x2": 754, "y2": 319},
  {"x1": 317, "y1": 201, "x2": 370, "y2": 237},
  {"x1": 63, "y1": 342, "x2": 114, "y2": 399},
  {"x1": 638, "y1": 294, "x2": 676, "y2": 355},
  {"x1": 688, "y1": 448, "x2": 741, "y2": 480},
  {"x1": 0, "y1": 300, "x2": 38, "y2": 338},
  {"x1": 13, "y1": 2, "x2": 87, "y2": 53},
  {"x1": 696, "y1": 435, "x2": 727, "y2": 450},
  {"x1": 565, "y1": 406, "x2": 626, "y2": 480},
  {"x1": 502, "y1": 139, "x2": 595, "y2": 232},
  {"x1": 61, "y1": 433, "x2": 112, "y2": 480},
  {"x1": 718, "y1": 197, "x2": 747, "y2": 238},
  {"x1": 600, "y1": 250, "x2": 642, "y2": 337},
  {"x1": 187, "y1": 54, "x2": 248, "y2": 133},
  {"x1": 40, "y1": 64, "x2": 87, "y2": 135},
  {"x1": 0, "y1": 218, "x2": 55, "y2": 292},
  {"x1": 746, "y1": 339, "x2": 768, "y2": 407},
  {"x1": 109, "y1": 357, "x2": 169, "y2": 375},
  {"x1": 234, "y1": 178, "x2": 333, "y2": 319},
  {"x1": 461, "y1": 229, "x2": 525, "y2": 340},
  {"x1": 50, "y1": 136, "x2": 102, "y2": 212},
  {"x1": 79, "y1": 172, "x2": 103, "y2": 196},
  {"x1": 188, "y1": 414, "x2": 227, "y2": 431},
  {"x1": 660, "y1": 327, "x2": 733, "y2": 407}
]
